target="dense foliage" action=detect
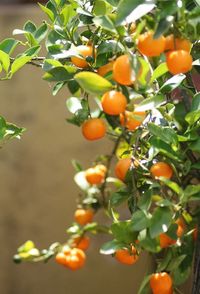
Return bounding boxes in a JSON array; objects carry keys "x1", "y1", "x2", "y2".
[{"x1": 1, "y1": 0, "x2": 200, "y2": 293}]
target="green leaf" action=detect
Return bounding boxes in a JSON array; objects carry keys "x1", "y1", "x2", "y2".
[
  {"x1": 159, "y1": 74, "x2": 186, "y2": 93},
  {"x1": 139, "y1": 231, "x2": 160, "y2": 253},
  {"x1": 154, "y1": 16, "x2": 174, "y2": 38},
  {"x1": 24, "y1": 21, "x2": 37, "y2": 33},
  {"x1": 157, "y1": 250, "x2": 173, "y2": 272},
  {"x1": 100, "y1": 240, "x2": 125, "y2": 255},
  {"x1": 159, "y1": 178, "x2": 183, "y2": 195},
  {"x1": 138, "y1": 274, "x2": 151, "y2": 294},
  {"x1": 150, "y1": 63, "x2": 168, "y2": 83},
  {"x1": 34, "y1": 23, "x2": 48, "y2": 43},
  {"x1": 138, "y1": 191, "x2": 152, "y2": 211},
  {"x1": 66, "y1": 97, "x2": 82, "y2": 114},
  {"x1": 116, "y1": 0, "x2": 155, "y2": 25},
  {"x1": 149, "y1": 207, "x2": 173, "y2": 238},
  {"x1": 38, "y1": 3, "x2": 55, "y2": 22},
  {"x1": 93, "y1": 15, "x2": 117, "y2": 33},
  {"x1": 185, "y1": 109, "x2": 200, "y2": 125},
  {"x1": 93, "y1": 0, "x2": 107, "y2": 16},
  {"x1": 43, "y1": 66, "x2": 76, "y2": 82},
  {"x1": 110, "y1": 188, "x2": 130, "y2": 206},
  {"x1": 0, "y1": 50, "x2": 10, "y2": 72},
  {"x1": 10, "y1": 56, "x2": 32, "y2": 75},
  {"x1": 138, "y1": 57, "x2": 150, "y2": 86},
  {"x1": 191, "y1": 92, "x2": 200, "y2": 111},
  {"x1": 134, "y1": 94, "x2": 166, "y2": 112},
  {"x1": 182, "y1": 185, "x2": 200, "y2": 202},
  {"x1": 0, "y1": 38, "x2": 19, "y2": 54},
  {"x1": 189, "y1": 137, "x2": 200, "y2": 153},
  {"x1": 60, "y1": 5, "x2": 76, "y2": 26},
  {"x1": 74, "y1": 72, "x2": 113, "y2": 95},
  {"x1": 131, "y1": 210, "x2": 150, "y2": 231},
  {"x1": 172, "y1": 266, "x2": 191, "y2": 286},
  {"x1": 149, "y1": 137, "x2": 183, "y2": 161},
  {"x1": 24, "y1": 45, "x2": 41, "y2": 57},
  {"x1": 18, "y1": 240, "x2": 35, "y2": 253},
  {"x1": 111, "y1": 221, "x2": 137, "y2": 243},
  {"x1": 167, "y1": 255, "x2": 187, "y2": 271},
  {"x1": 148, "y1": 123, "x2": 178, "y2": 146}
]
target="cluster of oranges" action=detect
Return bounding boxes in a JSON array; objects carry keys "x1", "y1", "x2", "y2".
[{"x1": 56, "y1": 208, "x2": 94, "y2": 270}]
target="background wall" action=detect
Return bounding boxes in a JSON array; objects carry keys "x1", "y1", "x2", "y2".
[{"x1": 0, "y1": 5, "x2": 155, "y2": 294}]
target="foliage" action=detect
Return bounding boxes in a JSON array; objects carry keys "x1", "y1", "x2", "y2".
[{"x1": 1, "y1": 0, "x2": 200, "y2": 293}]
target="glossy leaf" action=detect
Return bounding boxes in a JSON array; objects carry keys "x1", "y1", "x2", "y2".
[{"x1": 149, "y1": 207, "x2": 173, "y2": 238}]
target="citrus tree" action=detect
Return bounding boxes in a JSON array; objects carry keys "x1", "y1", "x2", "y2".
[{"x1": 1, "y1": 0, "x2": 200, "y2": 293}]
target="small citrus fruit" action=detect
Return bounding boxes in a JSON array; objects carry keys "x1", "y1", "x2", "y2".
[
  {"x1": 55, "y1": 252, "x2": 67, "y2": 266},
  {"x1": 97, "y1": 61, "x2": 114, "y2": 77},
  {"x1": 115, "y1": 158, "x2": 131, "y2": 181},
  {"x1": 82, "y1": 118, "x2": 106, "y2": 141},
  {"x1": 72, "y1": 236, "x2": 90, "y2": 251},
  {"x1": 71, "y1": 45, "x2": 95, "y2": 68},
  {"x1": 74, "y1": 208, "x2": 94, "y2": 225},
  {"x1": 166, "y1": 50, "x2": 193, "y2": 75},
  {"x1": 120, "y1": 110, "x2": 146, "y2": 130},
  {"x1": 101, "y1": 90, "x2": 127, "y2": 115},
  {"x1": 85, "y1": 166, "x2": 105, "y2": 185},
  {"x1": 65, "y1": 248, "x2": 86, "y2": 270},
  {"x1": 113, "y1": 55, "x2": 135, "y2": 85},
  {"x1": 165, "y1": 35, "x2": 191, "y2": 52},
  {"x1": 159, "y1": 233, "x2": 176, "y2": 248},
  {"x1": 115, "y1": 246, "x2": 138, "y2": 265},
  {"x1": 137, "y1": 31, "x2": 166, "y2": 57},
  {"x1": 150, "y1": 162, "x2": 173, "y2": 179},
  {"x1": 150, "y1": 272, "x2": 173, "y2": 294}
]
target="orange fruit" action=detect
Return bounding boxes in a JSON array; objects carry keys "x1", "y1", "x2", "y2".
[
  {"x1": 166, "y1": 50, "x2": 193, "y2": 75},
  {"x1": 165, "y1": 35, "x2": 191, "y2": 52},
  {"x1": 159, "y1": 233, "x2": 176, "y2": 248},
  {"x1": 115, "y1": 158, "x2": 131, "y2": 182},
  {"x1": 55, "y1": 252, "x2": 68, "y2": 266},
  {"x1": 71, "y1": 45, "x2": 95, "y2": 68},
  {"x1": 65, "y1": 248, "x2": 86, "y2": 270},
  {"x1": 74, "y1": 208, "x2": 94, "y2": 225},
  {"x1": 115, "y1": 245, "x2": 138, "y2": 265},
  {"x1": 85, "y1": 166, "x2": 105, "y2": 185},
  {"x1": 176, "y1": 217, "x2": 186, "y2": 238},
  {"x1": 82, "y1": 118, "x2": 106, "y2": 141},
  {"x1": 150, "y1": 162, "x2": 173, "y2": 179},
  {"x1": 72, "y1": 236, "x2": 90, "y2": 251},
  {"x1": 113, "y1": 55, "x2": 135, "y2": 85},
  {"x1": 97, "y1": 61, "x2": 114, "y2": 77},
  {"x1": 85, "y1": 164, "x2": 107, "y2": 185},
  {"x1": 150, "y1": 272, "x2": 173, "y2": 294},
  {"x1": 137, "y1": 31, "x2": 166, "y2": 57},
  {"x1": 120, "y1": 110, "x2": 146, "y2": 130},
  {"x1": 101, "y1": 90, "x2": 127, "y2": 115}
]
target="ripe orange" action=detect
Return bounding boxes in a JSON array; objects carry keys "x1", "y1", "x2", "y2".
[
  {"x1": 159, "y1": 233, "x2": 176, "y2": 248},
  {"x1": 115, "y1": 246, "x2": 138, "y2": 265},
  {"x1": 82, "y1": 118, "x2": 106, "y2": 141},
  {"x1": 120, "y1": 110, "x2": 146, "y2": 131},
  {"x1": 72, "y1": 236, "x2": 90, "y2": 251},
  {"x1": 97, "y1": 61, "x2": 114, "y2": 77},
  {"x1": 150, "y1": 162, "x2": 173, "y2": 179},
  {"x1": 65, "y1": 248, "x2": 86, "y2": 270},
  {"x1": 74, "y1": 208, "x2": 94, "y2": 225},
  {"x1": 55, "y1": 252, "x2": 68, "y2": 266},
  {"x1": 150, "y1": 272, "x2": 173, "y2": 294},
  {"x1": 166, "y1": 50, "x2": 193, "y2": 75},
  {"x1": 176, "y1": 217, "x2": 186, "y2": 238},
  {"x1": 165, "y1": 35, "x2": 191, "y2": 52},
  {"x1": 137, "y1": 31, "x2": 166, "y2": 57},
  {"x1": 85, "y1": 164, "x2": 107, "y2": 185},
  {"x1": 71, "y1": 45, "x2": 95, "y2": 68},
  {"x1": 115, "y1": 158, "x2": 131, "y2": 182},
  {"x1": 113, "y1": 55, "x2": 135, "y2": 85},
  {"x1": 101, "y1": 90, "x2": 127, "y2": 115}
]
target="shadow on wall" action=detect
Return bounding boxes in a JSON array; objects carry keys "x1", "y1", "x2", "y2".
[{"x1": 0, "y1": 5, "x2": 156, "y2": 294}]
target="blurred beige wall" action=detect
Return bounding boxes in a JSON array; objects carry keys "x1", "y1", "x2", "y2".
[{"x1": 0, "y1": 5, "x2": 155, "y2": 294}]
